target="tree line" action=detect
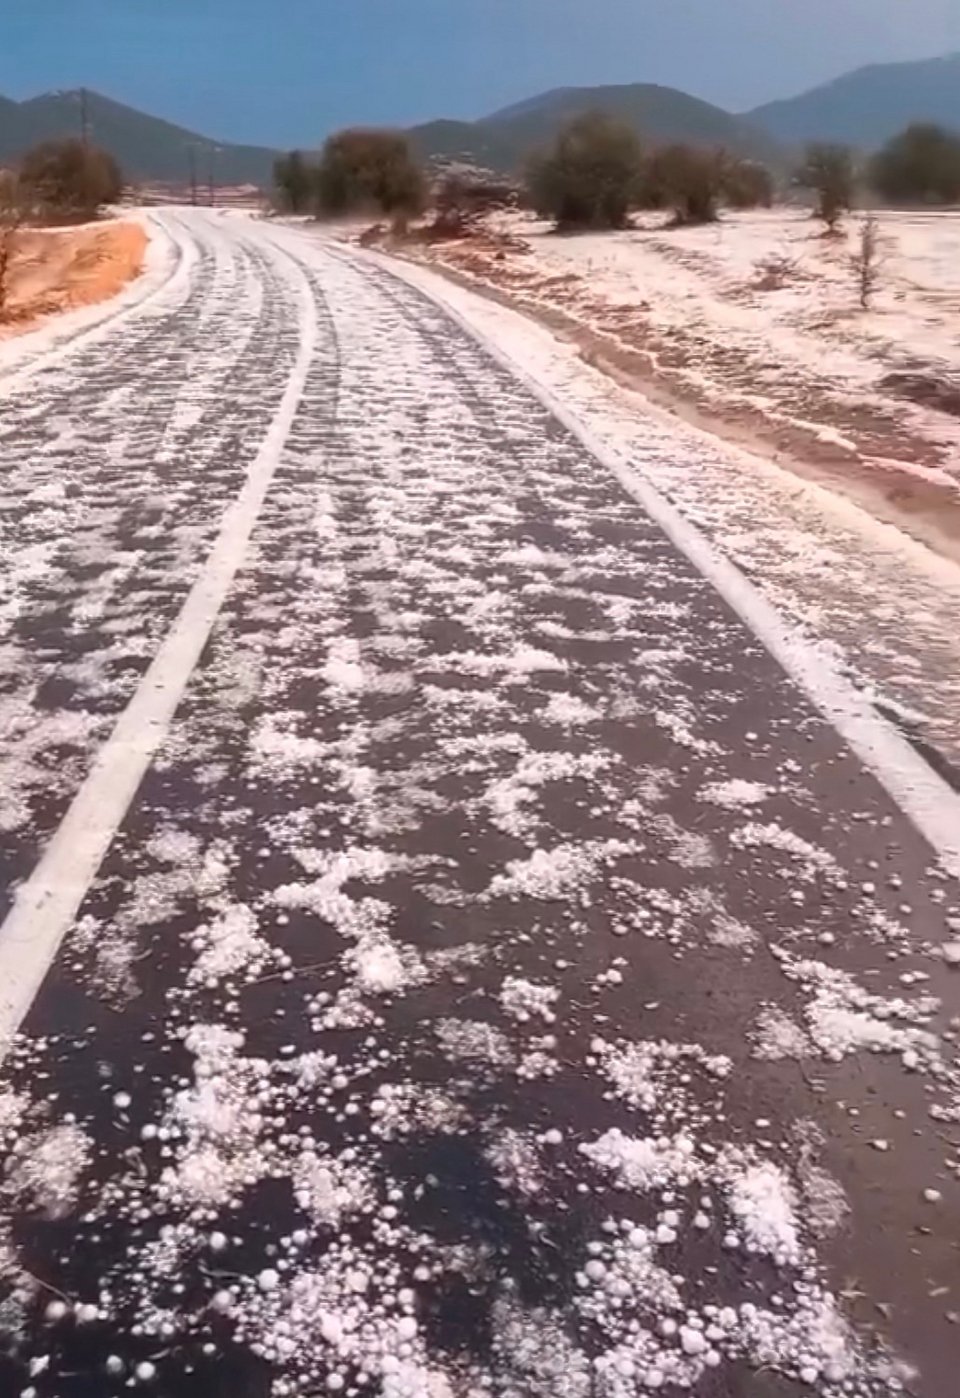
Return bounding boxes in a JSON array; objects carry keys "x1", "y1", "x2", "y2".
[{"x1": 275, "y1": 117, "x2": 960, "y2": 233}]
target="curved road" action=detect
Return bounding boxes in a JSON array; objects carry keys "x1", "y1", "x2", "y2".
[{"x1": 0, "y1": 211, "x2": 958, "y2": 1398}]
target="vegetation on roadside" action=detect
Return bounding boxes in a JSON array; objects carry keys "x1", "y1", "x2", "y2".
[
  {"x1": 273, "y1": 150, "x2": 314, "y2": 214},
  {"x1": 429, "y1": 174, "x2": 519, "y2": 239},
  {"x1": 274, "y1": 130, "x2": 424, "y2": 223},
  {"x1": 18, "y1": 138, "x2": 123, "y2": 221},
  {"x1": 271, "y1": 111, "x2": 960, "y2": 248},
  {"x1": 523, "y1": 112, "x2": 775, "y2": 231}
]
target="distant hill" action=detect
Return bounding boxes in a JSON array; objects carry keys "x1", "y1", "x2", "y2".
[
  {"x1": 747, "y1": 53, "x2": 960, "y2": 149},
  {"x1": 406, "y1": 120, "x2": 520, "y2": 174},
  {"x1": 410, "y1": 83, "x2": 784, "y2": 174},
  {"x1": 0, "y1": 90, "x2": 279, "y2": 186}
]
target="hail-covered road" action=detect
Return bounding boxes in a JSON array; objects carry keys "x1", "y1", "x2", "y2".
[{"x1": 0, "y1": 210, "x2": 958, "y2": 1398}]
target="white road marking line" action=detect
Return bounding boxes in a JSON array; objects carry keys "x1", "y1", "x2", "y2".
[
  {"x1": 0, "y1": 215, "x2": 319, "y2": 1050},
  {"x1": 364, "y1": 245, "x2": 960, "y2": 881}
]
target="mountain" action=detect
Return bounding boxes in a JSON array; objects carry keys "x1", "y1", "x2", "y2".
[
  {"x1": 410, "y1": 83, "x2": 784, "y2": 174},
  {"x1": 747, "y1": 53, "x2": 960, "y2": 149},
  {"x1": 0, "y1": 90, "x2": 279, "y2": 186}
]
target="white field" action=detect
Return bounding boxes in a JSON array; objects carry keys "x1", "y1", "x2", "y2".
[{"x1": 423, "y1": 206, "x2": 960, "y2": 491}]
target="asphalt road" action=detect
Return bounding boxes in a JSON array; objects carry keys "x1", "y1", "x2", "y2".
[{"x1": 0, "y1": 210, "x2": 958, "y2": 1398}]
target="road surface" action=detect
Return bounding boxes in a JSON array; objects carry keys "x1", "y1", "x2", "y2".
[{"x1": 0, "y1": 210, "x2": 958, "y2": 1398}]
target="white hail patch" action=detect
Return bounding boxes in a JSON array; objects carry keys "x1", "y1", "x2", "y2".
[
  {"x1": 159, "y1": 1024, "x2": 271, "y2": 1209},
  {"x1": 434, "y1": 1018, "x2": 514, "y2": 1069},
  {"x1": 292, "y1": 1155, "x2": 375, "y2": 1229},
  {"x1": 580, "y1": 1130, "x2": 701, "y2": 1192},
  {"x1": 484, "y1": 750, "x2": 609, "y2": 839},
  {"x1": 540, "y1": 693, "x2": 600, "y2": 726},
  {"x1": 722, "y1": 1156, "x2": 802, "y2": 1267},
  {"x1": 595, "y1": 1038, "x2": 732, "y2": 1114},
  {"x1": 751, "y1": 1005, "x2": 813, "y2": 1061},
  {"x1": 348, "y1": 935, "x2": 427, "y2": 997},
  {"x1": 782, "y1": 955, "x2": 941, "y2": 1064},
  {"x1": 731, "y1": 822, "x2": 839, "y2": 879},
  {"x1": 369, "y1": 1083, "x2": 467, "y2": 1140},
  {"x1": 487, "y1": 838, "x2": 635, "y2": 900},
  {"x1": 188, "y1": 902, "x2": 280, "y2": 987},
  {"x1": 322, "y1": 638, "x2": 366, "y2": 693},
  {"x1": 5, "y1": 1123, "x2": 92, "y2": 1220},
  {"x1": 699, "y1": 778, "x2": 771, "y2": 809},
  {"x1": 485, "y1": 1129, "x2": 543, "y2": 1196},
  {"x1": 499, "y1": 976, "x2": 560, "y2": 1023}
]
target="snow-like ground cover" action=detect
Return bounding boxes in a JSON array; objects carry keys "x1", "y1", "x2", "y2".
[
  {"x1": 380, "y1": 231, "x2": 960, "y2": 780},
  {"x1": 409, "y1": 207, "x2": 960, "y2": 543},
  {"x1": 0, "y1": 211, "x2": 958, "y2": 1397}
]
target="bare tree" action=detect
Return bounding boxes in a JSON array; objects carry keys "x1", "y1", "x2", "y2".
[
  {"x1": 852, "y1": 213, "x2": 883, "y2": 309},
  {"x1": 0, "y1": 175, "x2": 27, "y2": 322}
]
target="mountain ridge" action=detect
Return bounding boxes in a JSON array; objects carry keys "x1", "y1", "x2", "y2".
[
  {"x1": 746, "y1": 52, "x2": 960, "y2": 148},
  {"x1": 411, "y1": 82, "x2": 784, "y2": 173},
  {"x1": 0, "y1": 89, "x2": 279, "y2": 186}
]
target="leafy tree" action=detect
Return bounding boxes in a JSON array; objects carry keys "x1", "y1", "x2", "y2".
[
  {"x1": 19, "y1": 138, "x2": 123, "y2": 220},
  {"x1": 525, "y1": 112, "x2": 643, "y2": 231},
  {"x1": 273, "y1": 150, "x2": 315, "y2": 214},
  {"x1": 316, "y1": 129, "x2": 424, "y2": 220},
  {"x1": 869, "y1": 123, "x2": 960, "y2": 206},
  {"x1": 795, "y1": 143, "x2": 855, "y2": 233},
  {"x1": 646, "y1": 144, "x2": 724, "y2": 225}
]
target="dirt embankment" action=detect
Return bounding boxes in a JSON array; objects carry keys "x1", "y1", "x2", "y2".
[{"x1": 0, "y1": 219, "x2": 148, "y2": 340}]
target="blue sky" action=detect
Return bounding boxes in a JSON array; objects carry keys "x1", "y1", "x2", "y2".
[{"x1": 3, "y1": 1, "x2": 960, "y2": 146}]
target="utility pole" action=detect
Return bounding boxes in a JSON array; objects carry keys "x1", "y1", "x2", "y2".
[
  {"x1": 188, "y1": 145, "x2": 198, "y2": 206},
  {"x1": 208, "y1": 147, "x2": 218, "y2": 208},
  {"x1": 80, "y1": 87, "x2": 90, "y2": 145}
]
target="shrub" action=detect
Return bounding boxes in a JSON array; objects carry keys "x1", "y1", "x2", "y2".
[
  {"x1": 647, "y1": 144, "x2": 724, "y2": 225},
  {"x1": 316, "y1": 129, "x2": 424, "y2": 220},
  {"x1": 869, "y1": 123, "x2": 960, "y2": 206},
  {"x1": 721, "y1": 157, "x2": 774, "y2": 210},
  {"x1": 525, "y1": 112, "x2": 643, "y2": 231},
  {"x1": 429, "y1": 174, "x2": 517, "y2": 238},
  {"x1": 795, "y1": 143, "x2": 855, "y2": 233},
  {"x1": 19, "y1": 138, "x2": 123, "y2": 220},
  {"x1": 273, "y1": 150, "x2": 316, "y2": 214}
]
